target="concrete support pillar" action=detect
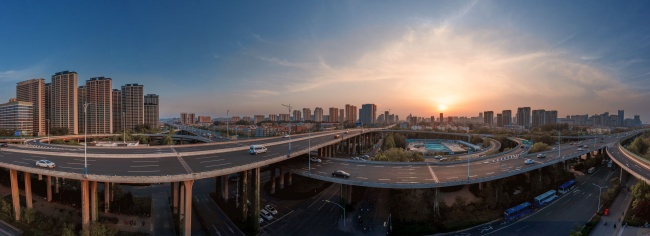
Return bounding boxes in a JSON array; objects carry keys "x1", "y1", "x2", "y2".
[
  {"x1": 620, "y1": 168, "x2": 624, "y2": 184},
  {"x1": 38, "y1": 174, "x2": 42, "y2": 181},
  {"x1": 216, "y1": 176, "x2": 222, "y2": 199},
  {"x1": 525, "y1": 172, "x2": 531, "y2": 184},
  {"x1": 24, "y1": 172, "x2": 33, "y2": 209},
  {"x1": 182, "y1": 180, "x2": 194, "y2": 236},
  {"x1": 91, "y1": 181, "x2": 98, "y2": 222},
  {"x1": 179, "y1": 184, "x2": 185, "y2": 223},
  {"x1": 104, "y1": 182, "x2": 110, "y2": 213},
  {"x1": 221, "y1": 177, "x2": 229, "y2": 201},
  {"x1": 279, "y1": 168, "x2": 285, "y2": 190},
  {"x1": 172, "y1": 182, "x2": 179, "y2": 214},
  {"x1": 251, "y1": 168, "x2": 261, "y2": 234},
  {"x1": 346, "y1": 185, "x2": 352, "y2": 205},
  {"x1": 478, "y1": 182, "x2": 483, "y2": 191},
  {"x1": 81, "y1": 179, "x2": 90, "y2": 235},
  {"x1": 270, "y1": 169, "x2": 276, "y2": 194},
  {"x1": 10, "y1": 169, "x2": 20, "y2": 221},
  {"x1": 55, "y1": 177, "x2": 60, "y2": 193},
  {"x1": 288, "y1": 171, "x2": 293, "y2": 186},
  {"x1": 46, "y1": 176, "x2": 52, "y2": 202},
  {"x1": 110, "y1": 183, "x2": 114, "y2": 202},
  {"x1": 240, "y1": 170, "x2": 249, "y2": 222}
]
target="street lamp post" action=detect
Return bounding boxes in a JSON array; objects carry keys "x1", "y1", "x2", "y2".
[
  {"x1": 593, "y1": 183, "x2": 608, "y2": 213},
  {"x1": 226, "y1": 110, "x2": 230, "y2": 140},
  {"x1": 323, "y1": 200, "x2": 346, "y2": 228},
  {"x1": 282, "y1": 104, "x2": 292, "y2": 157},
  {"x1": 308, "y1": 128, "x2": 311, "y2": 176},
  {"x1": 83, "y1": 103, "x2": 91, "y2": 177},
  {"x1": 558, "y1": 130, "x2": 561, "y2": 158},
  {"x1": 467, "y1": 133, "x2": 471, "y2": 182}
]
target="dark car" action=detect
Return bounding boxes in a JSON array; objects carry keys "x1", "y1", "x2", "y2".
[
  {"x1": 0, "y1": 143, "x2": 7, "y2": 147},
  {"x1": 332, "y1": 170, "x2": 350, "y2": 178}
]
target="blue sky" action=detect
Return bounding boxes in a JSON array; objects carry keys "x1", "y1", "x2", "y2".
[{"x1": 1, "y1": 1, "x2": 649, "y2": 122}]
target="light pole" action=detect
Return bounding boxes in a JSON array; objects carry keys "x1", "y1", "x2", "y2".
[
  {"x1": 83, "y1": 103, "x2": 91, "y2": 177},
  {"x1": 226, "y1": 110, "x2": 230, "y2": 140},
  {"x1": 593, "y1": 183, "x2": 608, "y2": 213},
  {"x1": 45, "y1": 119, "x2": 50, "y2": 144},
  {"x1": 323, "y1": 200, "x2": 346, "y2": 228},
  {"x1": 308, "y1": 128, "x2": 311, "y2": 176},
  {"x1": 467, "y1": 133, "x2": 471, "y2": 182},
  {"x1": 282, "y1": 104, "x2": 292, "y2": 157},
  {"x1": 557, "y1": 130, "x2": 561, "y2": 158}
]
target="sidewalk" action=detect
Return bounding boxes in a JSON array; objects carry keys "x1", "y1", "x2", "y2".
[{"x1": 590, "y1": 177, "x2": 648, "y2": 236}]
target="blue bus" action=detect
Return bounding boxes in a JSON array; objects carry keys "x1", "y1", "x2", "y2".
[
  {"x1": 558, "y1": 179, "x2": 576, "y2": 194},
  {"x1": 504, "y1": 202, "x2": 532, "y2": 222},
  {"x1": 534, "y1": 190, "x2": 558, "y2": 208}
]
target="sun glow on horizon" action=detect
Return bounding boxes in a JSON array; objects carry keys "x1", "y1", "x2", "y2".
[{"x1": 438, "y1": 104, "x2": 447, "y2": 111}]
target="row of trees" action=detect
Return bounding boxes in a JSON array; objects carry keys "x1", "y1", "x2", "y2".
[{"x1": 627, "y1": 131, "x2": 650, "y2": 159}]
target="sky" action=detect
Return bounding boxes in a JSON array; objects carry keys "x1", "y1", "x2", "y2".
[{"x1": 1, "y1": 1, "x2": 649, "y2": 122}]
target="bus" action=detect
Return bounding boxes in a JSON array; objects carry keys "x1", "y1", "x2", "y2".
[
  {"x1": 558, "y1": 179, "x2": 576, "y2": 194},
  {"x1": 504, "y1": 202, "x2": 532, "y2": 222},
  {"x1": 534, "y1": 190, "x2": 558, "y2": 208}
]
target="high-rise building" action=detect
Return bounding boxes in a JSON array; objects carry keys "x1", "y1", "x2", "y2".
[
  {"x1": 517, "y1": 107, "x2": 531, "y2": 128},
  {"x1": 180, "y1": 113, "x2": 195, "y2": 125},
  {"x1": 602, "y1": 112, "x2": 610, "y2": 126},
  {"x1": 279, "y1": 114, "x2": 290, "y2": 121},
  {"x1": 268, "y1": 114, "x2": 277, "y2": 122},
  {"x1": 254, "y1": 115, "x2": 265, "y2": 124},
  {"x1": 345, "y1": 104, "x2": 358, "y2": 123},
  {"x1": 634, "y1": 115, "x2": 641, "y2": 126},
  {"x1": 198, "y1": 116, "x2": 211, "y2": 123},
  {"x1": 293, "y1": 110, "x2": 302, "y2": 122},
  {"x1": 339, "y1": 109, "x2": 345, "y2": 123},
  {"x1": 302, "y1": 108, "x2": 311, "y2": 122},
  {"x1": 502, "y1": 110, "x2": 512, "y2": 126},
  {"x1": 82, "y1": 77, "x2": 113, "y2": 134},
  {"x1": 360, "y1": 104, "x2": 377, "y2": 124},
  {"x1": 545, "y1": 110, "x2": 557, "y2": 125},
  {"x1": 144, "y1": 94, "x2": 159, "y2": 128},
  {"x1": 314, "y1": 107, "x2": 323, "y2": 122},
  {"x1": 497, "y1": 113, "x2": 503, "y2": 127},
  {"x1": 45, "y1": 83, "x2": 51, "y2": 129},
  {"x1": 112, "y1": 89, "x2": 122, "y2": 132},
  {"x1": 483, "y1": 111, "x2": 494, "y2": 126},
  {"x1": 532, "y1": 109, "x2": 546, "y2": 128},
  {"x1": 16, "y1": 78, "x2": 46, "y2": 136},
  {"x1": 384, "y1": 111, "x2": 390, "y2": 124},
  {"x1": 440, "y1": 113, "x2": 444, "y2": 124},
  {"x1": 328, "y1": 107, "x2": 339, "y2": 122},
  {"x1": 77, "y1": 85, "x2": 87, "y2": 134},
  {"x1": 50, "y1": 71, "x2": 78, "y2": 134},
  {"x1": 0, "y1": 100, "x2": 33, "y2": 135},
  {"x1": 618, "y1": 110, "x2": 624, "y2": 126},
  {"x1": 121, "y1": 84, "x2": 144, "y2": 131}
]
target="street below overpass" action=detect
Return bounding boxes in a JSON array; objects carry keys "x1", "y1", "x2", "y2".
[{"x1": 437, "y1": 163, "x2": 620, "y2": 236}]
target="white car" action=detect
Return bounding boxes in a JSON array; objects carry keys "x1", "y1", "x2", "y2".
[
  {"x1": 260, "y1": 209, "x2": 273, "y2": 220},
  {"x1": 309, "y1": 157, "x2": 322, "y2": 163},
  {"x1": 265, "y1": 205, "x2": 278, "y2": 215},
  {"x1": 259, "y1": 217, "x2": 264, "y2": 223},
  {"x1": 282, "y1": 134, "x2": 290, "y2": 138},
  {"x1": 524, "y1": 159, "x2": 534, "y2": 165},
  {"x1": 577, "y1": 148, "x2": 584, "y2": 151},
  {"x1": 35, "y1": 160, "x2": 56, "y2": 168}
]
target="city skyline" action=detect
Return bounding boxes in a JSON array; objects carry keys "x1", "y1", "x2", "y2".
[{"x1": 1, "y1": 1, "x2": 650, "y2": 122}]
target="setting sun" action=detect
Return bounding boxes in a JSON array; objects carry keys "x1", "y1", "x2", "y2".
[{"x1": 438, "y1": 104, "x2": 447, "y2": 111}]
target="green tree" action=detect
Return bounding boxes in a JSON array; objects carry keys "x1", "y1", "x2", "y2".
[
  {"x1": 163, "y1": 135, "x2": 173, "y2": 145},
  {"x1": 22, "y1": 208, "x2": 36, "y2": 224},
  {"x1": 384, "y1": 133, "x2": 396, "y2": 149},
  {"x1": 528, "y1": 142, "x2": 551, "y2": 153},
  {"x1": 0, "y1": 199, "x2": 12, "y2": 217},
  {"x1": 213, "y1": 121, "x2": 223, "y2": 126},
  {"x1": 61, "y1": 223, "x2": 75, "y2": 236},
  {"x1": 88, "y1": 222, "x2": 118, "y2": 236}
]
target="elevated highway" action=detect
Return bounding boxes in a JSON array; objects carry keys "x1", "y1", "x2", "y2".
[{"x1": 0, "y1": 128, "x2": 645, "y2": 235}]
